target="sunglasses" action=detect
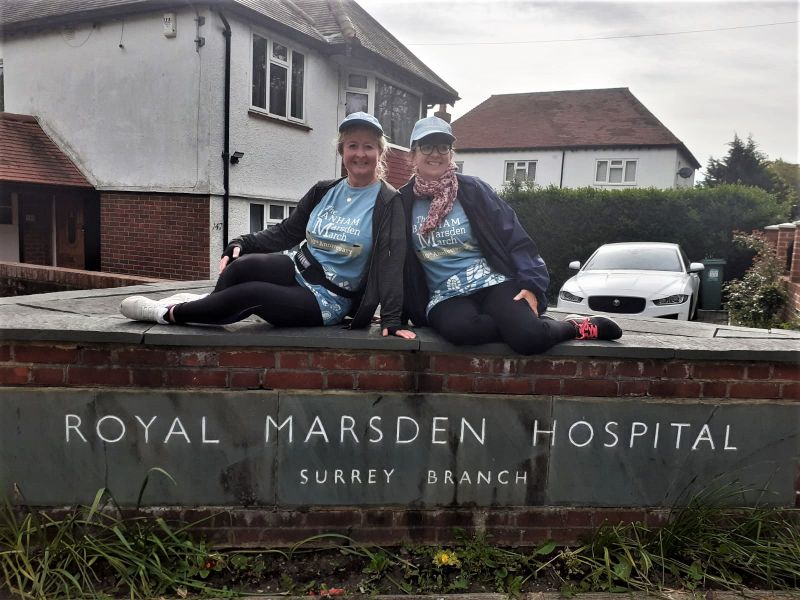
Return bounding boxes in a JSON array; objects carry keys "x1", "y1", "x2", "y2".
[{"x1": 417, "y1": 143, "x2": 453, "y2": 155}]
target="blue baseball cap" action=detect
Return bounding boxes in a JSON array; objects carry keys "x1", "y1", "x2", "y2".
[
  {"x1": 339, "y1": 111, "x2": 383, "y2": 134},
  {"x1": 410, "y1": 116, "x2": 455, "y2": 146}
]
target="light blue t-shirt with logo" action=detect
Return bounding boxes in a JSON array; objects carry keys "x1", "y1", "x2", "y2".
[
  {"x1": 412, "y1": 198, "x2": 508, "y2": 315},
  {"x1": 293, "y1": 179, "x2": 377, "y2": 325}
]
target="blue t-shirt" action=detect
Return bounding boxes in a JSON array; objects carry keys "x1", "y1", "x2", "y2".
[
  {"x1": 293, "y1": 179, "x2": 377, "y2": 324},
  {"x1": 411, "y1": 198, "x2": 508, "y2": 315}
]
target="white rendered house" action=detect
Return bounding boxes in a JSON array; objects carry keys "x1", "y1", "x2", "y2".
[
  {"x1": 0, "y1": 0, "x2": 457, "y2": 279},
  {"x1": 451, "y1": 89, "x2": 699, "y2": 191}
]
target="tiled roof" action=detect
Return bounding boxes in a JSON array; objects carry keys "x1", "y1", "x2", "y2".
[
  {"x1": 0, "y1": 113, "x2": 93, "y2": 188},
  {"x1": 452, "y1": 88, "x2": 699, "y2": 167},
  {"x1": 1, "y1": 0, "x2": 458, "y2": 104}
]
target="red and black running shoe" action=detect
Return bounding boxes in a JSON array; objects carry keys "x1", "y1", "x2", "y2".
[{"x1": 564, "y1": 315, "x2": 622, "y2": 341}]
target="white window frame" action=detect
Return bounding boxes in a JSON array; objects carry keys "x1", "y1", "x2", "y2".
[
  {"x1": 595, "y1": 159, "x2": 637, "y2": 185},
  {"x1": 504, "y1": 160, "x2": 536, "y2": 183},
  {"x1": 250, "y1": 32, "x2": 306, "y2": 123},
  {"x1": 341, "y1": 71, "x2": 421, "y2": 149}
]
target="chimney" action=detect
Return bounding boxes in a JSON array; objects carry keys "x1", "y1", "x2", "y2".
[{"x1": 433, "y1": 104, "x2": 451, "y2": 123}]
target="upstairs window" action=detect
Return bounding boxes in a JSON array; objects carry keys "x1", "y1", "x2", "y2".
[
  {"x1": 504, "y1": 160, "x2": 536, "y2": 183},
  {"x1": 252, "y1": 34, "x2": 305, "y2": 121},
  {"x1": 595, "y1": 159, "x2": 637, "y2": 185},
  {"x1": 343, "y1": 72, "x2": 421, "y2": 147},
  {"x1": 454, "y1": 161, "x2": 464, "y2": 173}
]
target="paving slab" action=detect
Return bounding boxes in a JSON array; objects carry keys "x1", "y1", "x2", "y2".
[{"x1": 1, "y1": 285, "x2": 798, "y2": 360}]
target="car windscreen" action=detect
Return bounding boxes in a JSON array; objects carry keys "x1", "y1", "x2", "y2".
[{"x1": 583, "y1": 246, "x2": 683, "y2": 272}]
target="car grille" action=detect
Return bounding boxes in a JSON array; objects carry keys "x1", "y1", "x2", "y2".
[{"x1": 588, "y1": 296, "x2": 646, "y2": 313}]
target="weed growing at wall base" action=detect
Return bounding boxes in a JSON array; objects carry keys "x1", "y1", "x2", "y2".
[{"x1": 1, "y1": 494, "x2": 798, "y2": 598}]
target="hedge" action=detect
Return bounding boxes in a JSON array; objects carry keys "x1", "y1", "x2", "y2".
[{"x1": 501, "y1": 184, "x2": 791, "y2": 304}]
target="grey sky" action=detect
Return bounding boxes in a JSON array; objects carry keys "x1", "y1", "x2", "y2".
[{"x1": 359, "y1": 0, "x2": 799, "y2": 175}]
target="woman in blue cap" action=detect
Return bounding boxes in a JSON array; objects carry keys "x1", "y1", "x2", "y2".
[
  {"x1": 120, "y1": 112, "x2": 415, "y2": 339},
  {"x1": 400, "y1": 116, "x2": 620, "y2": 354}
]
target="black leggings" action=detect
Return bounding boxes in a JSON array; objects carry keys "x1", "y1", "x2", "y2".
[
  {"x1": 427, "y1": 280, "x2": 576, "y2": 355},
  {"x1": 172, "y1": 254, "x2": 322, "y2": 326}
]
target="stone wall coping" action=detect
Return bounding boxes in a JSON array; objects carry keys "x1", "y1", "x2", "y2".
[{"x1": 1, "y1": 281, "x2": 799, "y2": 362}]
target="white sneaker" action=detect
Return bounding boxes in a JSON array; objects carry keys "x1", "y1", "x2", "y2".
[
  {"x1": 120, "y1": 296, "x2": 169, "y2": 324},
  {"x1": 158, "y1": 292, "x2": 207, "y2": 305}
]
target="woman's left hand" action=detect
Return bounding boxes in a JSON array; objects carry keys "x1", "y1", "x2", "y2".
[
  {"x1": 382, "y1": 328, "x2": 417, "y2": 339},
  {"x1": 513, "y1": 289, "x2": 539, "y2": 316}
]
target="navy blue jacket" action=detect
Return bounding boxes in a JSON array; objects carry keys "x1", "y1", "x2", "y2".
[{"x1": 400, "y1": 174, "x2": 549, "y2": 326}]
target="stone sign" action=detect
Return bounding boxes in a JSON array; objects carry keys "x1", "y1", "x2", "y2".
[{"x1": 1, "y1": 389, "x2": 797, "y2": 507}]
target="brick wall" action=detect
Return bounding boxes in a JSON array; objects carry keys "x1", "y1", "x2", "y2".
[
  {"x1": 0, "y1": 261, "x2": 163, "y2": 296},
  {"x1": 1, "y1": 341, "x2": 798, "y2": 545},
  {"x1": 2, "y1": 342, "x2": 798, "y2": 398},
  {"x1": 385, "y1": 147, "x2": 413, "y2": 189},
  {"x1": 101, "y1": 192, "x2": 210, "y2": 280},
  {"x1": 764, "y1": 223, "x2": 800, "y2": 319}
]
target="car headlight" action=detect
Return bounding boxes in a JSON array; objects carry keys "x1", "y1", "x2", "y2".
[
  {"x1": 559, "y1": 290, "x2": 584, "y2": 302},
  {"x1": 652, "y1": 294, "x2": 689, "y2": 306}
]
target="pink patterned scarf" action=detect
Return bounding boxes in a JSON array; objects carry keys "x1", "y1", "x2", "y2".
[{"x1": 414, "y1": 164, "x2": 459, "y2": 237}]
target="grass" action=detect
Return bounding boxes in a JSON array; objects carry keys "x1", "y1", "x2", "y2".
[{"x1": 1, "y1": 491, "x2": 798, "y2": 599}]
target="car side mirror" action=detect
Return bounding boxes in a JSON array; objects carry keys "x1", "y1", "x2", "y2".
[
  {"x1": 568, "y1": 261, "x2": 581, "y2": 270},
  {"x1": 689, "y1": 262, "x2": 705, "y2": 273}
]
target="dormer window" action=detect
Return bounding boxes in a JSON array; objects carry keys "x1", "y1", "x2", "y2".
[{"x1": 343, "y1": 72, "x2": 421, "y2": 148}]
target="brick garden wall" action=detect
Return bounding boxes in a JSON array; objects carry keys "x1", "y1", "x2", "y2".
[
  {"x1": 101, "y1": 192, "x2": 210, "y2": 280},
  {"x1": 764, "y1": 222, "x2": 800, "y2": 319},
  {"x1": 0, "y1": 261, "x2": 163, "y2": 296},
  {"x1": 1, "y1": 340, "x2": 797, "y2": 546}
]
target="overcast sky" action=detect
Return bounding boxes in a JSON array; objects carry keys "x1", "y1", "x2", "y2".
[{"x1": 359, "y1": 0, "x2": 799, "y2": 176}]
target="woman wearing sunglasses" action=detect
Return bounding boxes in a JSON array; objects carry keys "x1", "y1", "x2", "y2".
[{"x1": 400, "y1": 116, "x2": 621, "y2": 354}]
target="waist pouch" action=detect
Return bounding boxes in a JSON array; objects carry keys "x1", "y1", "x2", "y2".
[{"x1": 294, "y1": 243, "x2": 357, "y2": 299}]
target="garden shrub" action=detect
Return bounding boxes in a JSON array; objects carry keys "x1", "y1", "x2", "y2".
[
  {"x1": 501, "y1": 183, "x2": 790, "y2": 303},
  {"x1": 724, "y1": 232, "x2": 788, "y2": 328}
]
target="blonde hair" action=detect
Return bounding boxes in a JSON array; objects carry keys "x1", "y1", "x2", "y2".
[{"x1": 337, "y1": 125, "x2": 388, "y2": 180}]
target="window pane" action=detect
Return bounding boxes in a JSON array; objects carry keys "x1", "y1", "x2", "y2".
[
  {"x1": 515, "y1": 166, "x2": 526, "y2": 181},
  {"x1": 290, "y1": 51, "x2": 304, "y2": 119},
  {"x1": 269, "y1": 205, "x2": 284, "y2": 220},
  {"x1": 348, "y1": 74, "x2": 368, "y2": 89},
  {"x1": 252, "y1": 35, "x2": 267, "y2": 108},
  {"x1": 455, "y1": 162, "x2": 464, "y2": 174},
  {"x1": 595, "y1": 161, "x2": 607, "y2": 181},
  {"x1": 609, "y1": 166, "x2": 623, "y2": 183},
  {"x1": 346, "y1": 91, "x2": 368, "y2": 114},
  {"x1": 505, "y1": 162, "x2": 514, "y2": 182},
  {"x1": 272, "y1": 42, "x2": 287, "y2": 61},
  {"x1": 288, "y1": 206, "x2": 296, "y2": 215},
  {"x1": 624, "y1": 161, "x2": 636, "y2": 182},
  {"x1": 269, "y1": 63, "x2": 287, "y2": 116},
  {"x1": 249, "y1": 204, "x2": 264, "y2": 233},
  {"x1": 375, "y1": 78, "x2": 419, "y2": 147},
  {"x1": 527, "y1": 162, "x2": 536, "y2": 180}
]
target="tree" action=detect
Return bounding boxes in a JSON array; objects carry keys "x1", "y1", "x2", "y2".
[
  {"x1": 767, "y1": 159, "x2": 799, "y2": 213},
  {"x1": 703, "y1": 134, "x2": 776, "y2": 190}
]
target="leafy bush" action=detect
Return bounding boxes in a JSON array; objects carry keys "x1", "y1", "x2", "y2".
[
  {"x1": 501, "y1": 183, "x2": 790, "y2": 303},
  {"x1": 724, "y1": 232, "x2": 788, "y2": 328}
]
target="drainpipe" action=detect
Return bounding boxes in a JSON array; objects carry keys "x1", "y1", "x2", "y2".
[
  {"x1": 559, "y1": 150, "x2": 565, "y2": 188},
  {"x1": 218, "y1": 10, "x2": 232, "y2": 249}
]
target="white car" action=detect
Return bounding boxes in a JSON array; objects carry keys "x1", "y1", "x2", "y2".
[{"x1": 557, "y1": 242, "x2": 704, "y2": 320}]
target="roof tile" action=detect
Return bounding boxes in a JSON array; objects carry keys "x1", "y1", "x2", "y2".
[
  {"x1": 452, "y1": 88, "x2": 698, "y2": 167},
  {"x1": 0, "y1": 113, "x2": 94, "y2": 188}
]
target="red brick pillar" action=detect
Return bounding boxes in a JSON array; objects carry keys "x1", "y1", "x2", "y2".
[
  {"x1": 791, "y1": 224, "x2": 800, "y2": 283},
  {"x1": 763, "y1": 225, "x2": 779, "y2": 251},
  {"x1": 777, "y1": 223, "x2": 796, "y2": 275}
]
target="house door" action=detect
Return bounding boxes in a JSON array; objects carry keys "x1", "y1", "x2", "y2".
[{"x1": 55, "y1": 197, "x2": 85, "y2": 269}]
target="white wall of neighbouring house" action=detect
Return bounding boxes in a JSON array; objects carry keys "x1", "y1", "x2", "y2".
[
  {"x1": 456, "y1": 147, "x2": 694, "y2": 190},
  {"x1": 562, "y1": 147, "x2": 690, "y2": 189},
  {"x1": 0, "y1": 192, "x2": 20, "y2": 262},
  {"x1": 455, "y1": 150, "x2": 564, "y2": 189},
  {"x1": 3, "y1": 8, "x2": 217, "y2": 194}
]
